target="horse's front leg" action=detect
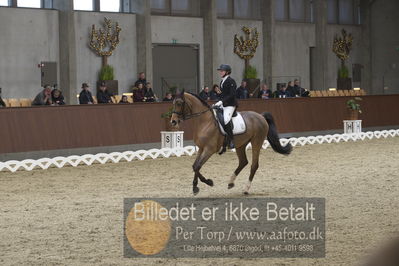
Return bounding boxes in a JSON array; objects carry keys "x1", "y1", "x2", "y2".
[{"x1": 192, "y1": 148, "x2": 214, "y2": 195}]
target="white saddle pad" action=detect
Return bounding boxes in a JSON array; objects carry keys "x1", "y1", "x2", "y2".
[{"x1": 213, "y1": 110, "x2": 247, "y2": 135}]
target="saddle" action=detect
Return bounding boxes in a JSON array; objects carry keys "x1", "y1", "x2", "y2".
[{"x1": 213, "y1": 107, "x2": 246, "y2": 136}]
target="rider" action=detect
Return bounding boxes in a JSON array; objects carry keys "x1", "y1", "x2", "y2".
[{"x1": 213, "y1": 64, "x2": 237, "y2": 150}]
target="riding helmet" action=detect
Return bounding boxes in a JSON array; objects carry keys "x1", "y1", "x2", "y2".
[{"x1": 217, "y1": 64, "x2": 232, "y2": 73}]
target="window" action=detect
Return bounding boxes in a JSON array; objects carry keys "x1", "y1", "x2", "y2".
[
  {"x1": 327, "y1": 0, "x2": 338, "y2": 23},
  {"x1": 216, "y1": 0, "x2": 260, "y2": 19},
  {"x1": 151, "y1": 0, "x2": 199, "y2": 16},
  {"x1": 0, "y1": 0, "x2": 9, "y2": 6},
  {"x1": 74, "y1": 0, "x2": 93, "y2": 11},
  {"x1": 275, "y1": 0, "x2": 287, "y2": 21},
  {"x1": 339, "y1": 0, "x2": 354, "y2": 24},
  {"x1": 289, "y1": 0, "x2": 305, "y2": 22},
  {"x1": 100, "y1": 0, "x2": 120, "y2": 12},
  {"x1": 18, "y1": 0, "x2": 41, "y2": 8},
  {"x1": 275, "y1": 0, "x2": 313, "y2": 23}
]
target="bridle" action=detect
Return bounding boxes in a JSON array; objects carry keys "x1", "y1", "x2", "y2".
[{"x1": 172, "y1": 98, "x2": 212, "y2": 121}]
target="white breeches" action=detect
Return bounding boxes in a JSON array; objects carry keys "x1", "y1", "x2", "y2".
[{"x1": 222, "y1": 106, "x2": 235, "y2": 125}]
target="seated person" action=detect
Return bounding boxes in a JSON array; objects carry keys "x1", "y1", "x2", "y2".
[
  {"x1": 293, "y1": 79, "x2": 309, "y2": 97},
  {"x1": 257, "y1": 84, "x2": 272, "y2": 99},
  {"x1": 199, "y1": 86, "x2": 211, "y2": 101},
  {"x1": 144, "y1": 82, "x2": 156, "y2": 102},
  {"x1": 79, "y1": 83, "x2": 94, "y2": 104},
  {"x1": 97, "y1": 82, "x2": 113, "y2": 104},
  {"x1": 210, "y1": 84, "x2": 222, "y2": 101},
  {"x1": 32, "y1": 85, "x2": 53, "y2": 105},
  {"x1": 119, "y1": 95, "x2": 129, "y2": 104},
  {"x1": 236, "y1": 80, "x2": 250, "y2": 99},
  {"x1": 0, "y1": 87, "x2": 5, "y2": 107},
  {"x1": 163, "y1": 92, "x2": 173, "y2": 102},
  {"x1": 51, "y1": 89, "x2": 65, "y2": 105},
  {"x1": 134, "y1": 72, "x2": 146, "y2": 87},
  {"x1": 133, "y1": 83, "x2": 145, "y2": 102},
  {"x1": 286, "y1": 81, "x2": 296, "y2": 97},
  {"x1": 276, "y1": 85, "x2": 290, "y2": 98}
]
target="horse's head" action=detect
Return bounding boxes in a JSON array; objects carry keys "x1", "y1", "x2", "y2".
[{"x1": 171, "y1": 89, "x2": 186, "y2": 127}]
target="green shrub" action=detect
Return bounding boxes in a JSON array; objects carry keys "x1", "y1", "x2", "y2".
[
  {"x1": 346, "y1": 97, "x2": 362, "y2": 113},
  {"x1": 244, "y1": 65, "x2": 258, "y2": 79},
  {"x1": 338, "y1": 65, "x2": 349, "y2": 78},
  {"x1": 99, "y1": 65, "x2": 114, "y2": 81}
]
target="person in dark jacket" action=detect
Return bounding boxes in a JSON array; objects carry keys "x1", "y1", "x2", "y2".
[
  {"x1": 163, "y1": 92, "x2": 173, "y2": 102},
  {"x1": 119, "y1": 95, "x2": 129, "y2": 104},
  {"x1": 79, "y1": 83, "x2": 94, "y2": 104},
  {"x1": 0, "y1": 87, "x2": 6, "y2": 107},
  {"x1": 213, "y1": 64, "x2": 237, "y2": 150},
  {"x1": 199, "y1": 86, "x2": 211, "y2": 101},
  {"x1": 32, "y1": 85, "x2": 53, "y2": 106},
  {"x1": 210, "y1": 84, "x2": 222, "y2": 101},
  {"x1": 134, "y1": 72, "x2": 147, "y2": 87},
  {"x1": 144, "y1": 82, "x2": 156, "y2": 102},
  {"x1": 286, "y1": 81, "x2": 296, "y2": 97},
  {"x1": 51, "y1": 89, "x2": 65, "y2": 105},
  {"x1": 97, "y1": 82, "x2": 113, "y2": 104},
  {"x1": 276, "y1": 85, "x2": 290, "y2": 98},
  {"x1": 293, "y1": 79, "x2": 309, "y2": 97},
  {"x1": 133, "y1": 83, "x2": 145, "y2": 102},
  {"x1": 258, "y1": 84, "x2": 272, "y2": 99},
  {"x1": 236, "y1": 80, "x2": 250, "y2": 99}
]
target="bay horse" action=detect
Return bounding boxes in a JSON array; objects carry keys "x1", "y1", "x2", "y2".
[{"x1": 170, "y1": 91, "x2": 292, "y2": 195}]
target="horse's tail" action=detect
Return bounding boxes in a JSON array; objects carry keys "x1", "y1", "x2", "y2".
[{"x1": 262, "y1": 112, "x2": 292, "y2": 155}]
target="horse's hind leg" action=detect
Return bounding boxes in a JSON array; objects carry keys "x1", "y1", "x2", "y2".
[
  {"x1": 192, "y1": 148, "x2": 213, "y2": 195},
  {"x1": 244, "y1": 144, "x2": 262, "y2": 195},
  {"x1": 228, "y1": 145, "x2": 248, "y2": 189}
]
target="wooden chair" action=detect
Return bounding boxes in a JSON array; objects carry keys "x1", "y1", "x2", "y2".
[
  {"x1": 20, "y1": 98, "x2": 32, "y2": 107},
  {"x1": 113, "y1": 95, "x2": 122, "y2": 103},
  {"x1": 321, "y1": 90, "x2": 329, "y2": 97},
  {"x1": 314, "y1": 90, "x2": 323, "y2": 97},
  {"x1": 343, "y1": 90, "x2": 350, "y2": 96},
  {"x1": 309, "y1": 91, "x2": 317, "y2": 97},
  {"x1": 359, "y1": 89, "x2": 366, "y2": 96},
  {"x1": 328, "y1": 90, "x2": 338, "y2": 97},
  {"x1": 8, "y1": 98, "x2": 20, "y2": 107},
  {"x1": 2, "y1": 99, "x2": 10, "y2": 107},
  {"x1": 337, "y1": 90, "x2": 345, "y2": 96},
  {"x1": 92, "y1": 96, "x2": 98, "y2": 104},
  {"x1": 348, "y1": 90, "x2": 356, "y2": 96}
]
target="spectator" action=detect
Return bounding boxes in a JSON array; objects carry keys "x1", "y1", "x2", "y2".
[
  {"x1": 133, "y1": 83, "x2": 145, "y2": 102},
  {"x1": 210, "y1": 84, "x2": 222, "y2": 101},
  {"x1": 97, "y1": 81, "x2": 113, "y2": 104},
  {"x1": 236, "y1": 80, "x2": 250, "y2": 99},
  {"x1": 79, "y1": 83, "x2": 94, "y2": 104},
  {"x1": 293, "y1": 79, "x2": 309, "y2": 97},
  {"x1": 199, "y1": 86, "x2": 211, "y2": 101},
  {"x1": 276, "y1": 85, "x2": 290, "y2": 98},
  {"x1": 32, "y1": 85, "x2": 53, "y2": 105},
  {"x1": 258, "y1": 84, "x2": 272, "y2": 99},
  {"x1": 144, "y1": 82, "x2": 156, "y2": 102},
  {"x1": 163, "y1": 92, "x2": 173, "y2": 102},
  {"x1": 51, "y1": 89, "x2": 65, "y2": 105},
  {"x1": 286, "y1": 81, "x2": 296, "y2": 97},
  {"x1": 0, "y1": 87, "x2": 5, "y2": 108},
  {"x1": 119, "y1": 95, "x2": 129, "y2": 104},
  {"x1": 134, "y1": 72, "x2": 147, "y2": 87}
]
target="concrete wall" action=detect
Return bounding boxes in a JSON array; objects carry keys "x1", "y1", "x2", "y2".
[
  {"x1": 0, "y1": 7, "x2": 59, "y2": 99},
  {"x1": 151, "y1": 16, "x2": 204, "y2": 88},
  {"x1": 273, "y1": 22, "x2": 315, "y2": 90},
  {"x1": 216, "y1": 19, "x2": 263, "y2": 85},
  {"x1": 326, "y1": 25, "x2": 363, "y2": 89},
  {"x1": 370, "y1": 0, "x2": 399, "y2": 95},
  {"x1": 73, "y1": 12, "x2": 136, "y2": 100}
]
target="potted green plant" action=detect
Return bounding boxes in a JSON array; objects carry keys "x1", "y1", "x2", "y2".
[
  {"x1": 161, "y1": 106, "x2": 179, "y2": 131},
  {"x1": 346, "y1": 97, "x2": 362, "y2": 120},
  {"x1": 98, "y1": 65, "x2": 119, "y2": 95},
  {"x1": 243, "y1": 65, "x2": 260, "y2": 97},
  {"x1": 337, "y1": 64, "x2": 352, "y2": 90}
]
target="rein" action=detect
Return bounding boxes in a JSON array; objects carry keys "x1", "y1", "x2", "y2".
[{"x1": 172, "y1": 98, "x2": 213, "y2": 121}]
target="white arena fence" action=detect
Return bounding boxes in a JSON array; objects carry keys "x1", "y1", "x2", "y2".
[{"x1": 1, "y1": 129, "x2": 398, "y2": 173}]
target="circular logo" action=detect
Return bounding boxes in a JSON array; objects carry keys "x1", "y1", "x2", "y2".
[{"x1": 125, "y1": 200, "x2": 171, "y2": 255}]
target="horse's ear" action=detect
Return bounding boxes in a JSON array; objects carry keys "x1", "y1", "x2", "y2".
[{"x1": 180, "y1": 89, "x2": 185, "y2": 99}]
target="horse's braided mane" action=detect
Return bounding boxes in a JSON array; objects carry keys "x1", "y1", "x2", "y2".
[{"x1": 186, "y1": 92, "x2": 210, "y2": 108}]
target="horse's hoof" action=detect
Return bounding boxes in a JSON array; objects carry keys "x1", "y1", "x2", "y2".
[
  {"x1": 243, "y1": 191, "x2": 249, "y2": 195},
  {"x1": 193, "y1": 187, "x2": 200, "y2": 195},
  {"x1": 206, "y1": 179, "x2": 214, "y2": 187},
  {"x1": 228, "y1": 183, "x2": 234, "y2": 189}
]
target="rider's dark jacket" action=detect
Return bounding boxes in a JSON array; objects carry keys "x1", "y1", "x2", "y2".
[{"x1": 220, "y1": 76, "x2": 237, "y2": 107}]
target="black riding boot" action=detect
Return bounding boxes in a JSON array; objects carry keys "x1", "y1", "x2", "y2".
[{"x1": 224, "y1": 122, "x2": 235, "y2": 149}]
